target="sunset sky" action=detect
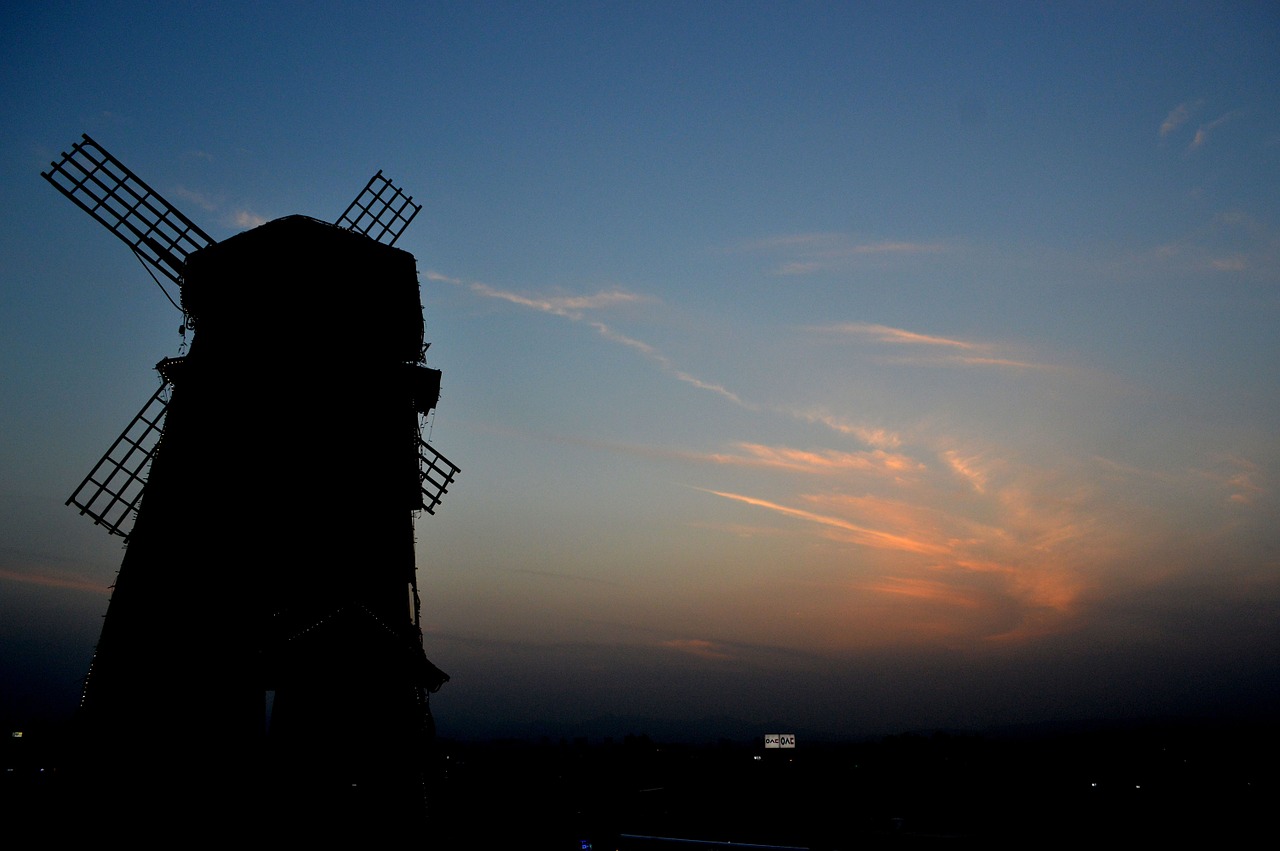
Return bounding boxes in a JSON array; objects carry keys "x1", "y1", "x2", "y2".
[{"x1": 2, "y1": 1, "x2": 1278, "y2": 739}]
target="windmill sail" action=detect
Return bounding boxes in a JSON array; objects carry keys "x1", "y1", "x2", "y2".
[
  {"x1": 42, "y1": 134, "x2": 215, "y2": 285},
  {"x1": 336, "y1": 169, "x2": 422, "y2": 247},
  {"x1": 418, "y1": 437, "x2": 459, "y2": 515},
  {"x1": 66, "y1": 382, "x2": 170, "y2": 537}
]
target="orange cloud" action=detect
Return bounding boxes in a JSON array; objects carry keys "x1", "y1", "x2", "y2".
[
  {"x1": 661, "y1": 638, "x2": 734, "y2": 661},
  {"x1": 791, "y1": 410, "x2": 903, "y2": 448},
  {"x1": 942, "y1": 450, "x2": 990, "y2": 493},
  {"x1": 808, "y1": 323, "x2": 1062, "y2": 371},
  {"x1": 0, "y1": 567, "x2": 108, "y2": 594},
  {"x1": 1208, "y1": 456, "x2": 1266, "y2": 506},
  {"x1": 864, "y1": 576, "x2": 983, "y2": 609},
  {"x1": 693, "y1": 437, "x2": 1135, "y2": 646}
]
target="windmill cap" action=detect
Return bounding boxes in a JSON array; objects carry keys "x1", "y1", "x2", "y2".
[{"x1": 180, "y1": 215, "x2": 425, "y2": 364}]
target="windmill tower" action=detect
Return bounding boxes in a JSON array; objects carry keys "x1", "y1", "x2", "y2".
[{"x1": 43, "y1": 135, "x2": 459, "y2": 835}]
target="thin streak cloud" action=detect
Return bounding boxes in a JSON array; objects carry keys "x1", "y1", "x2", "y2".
[
  {"x1": 467, "y1": 281, "x2": 645, "y2": 318},
  {"x1": 791, "y1": 410, "x2": 903, "y2": 449},
  {"x1": 942, "y1": 450, "x2": 989, "y2": 493},
  {"x1": 698, "y1": 487, "x2": 951, "y2": 557},
  {"x1": 427, "y1": 271, "x2": 747, "y2": 406},
  {"x1": 811, "y1": 322, "x2": 1061, "y2": 371},
  {"x1": 813, "y1": 322, "x2": 985, "y2": 350},
  {"x1": 689, "y1": 442, "x2": 923, "y2": 476},
  {"x1": 879, "y1": 354, "x2": 1059, "y2": 370}
]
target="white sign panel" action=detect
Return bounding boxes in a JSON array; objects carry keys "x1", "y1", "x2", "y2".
[{"x1": 764, "y1": 733, "x2": 796, "y2": 749}]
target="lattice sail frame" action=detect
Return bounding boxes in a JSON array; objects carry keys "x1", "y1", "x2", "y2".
[
  {"x1": 46, "y1": 134, "x2": 453, "y2": 529},
  {"x1": 418, "y1": 437, "x2": 459, "y2": 515},
  {"x1": 336, "y1": 170, "x2": 422, "y2": 247},
  {"x1": 42, "y1": 134, "x2": 216, "y2": 284},
  {"x1": 66, "y1": 383, "x2": 171, "y2": 538}
]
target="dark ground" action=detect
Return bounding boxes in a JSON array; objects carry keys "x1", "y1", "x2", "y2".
[
  {"x1": 427, "y1": 719, "x2": 1276, "y2": 849},
  {"x1": 4, "y1": 718, "x2": 1276, "y2": 848}
]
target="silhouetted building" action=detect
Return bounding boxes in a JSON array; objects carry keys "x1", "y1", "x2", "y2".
[{"x1": 43, "y1": 138, "x2": 457, "y2": 838}]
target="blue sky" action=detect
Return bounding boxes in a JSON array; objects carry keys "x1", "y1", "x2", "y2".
[{"x1": 3, "y1": 1, "x2": 1278, "y2": 739}]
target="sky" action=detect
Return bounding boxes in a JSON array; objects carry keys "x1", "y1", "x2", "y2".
[{"x1": 2, "y1": 1, "x2": 1278, "y2": 741}]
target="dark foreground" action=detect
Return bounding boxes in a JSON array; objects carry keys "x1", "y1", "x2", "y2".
[
  {"x1": 5, "y1": 720, "x2": 1276, "y2": 848},
  {"x1": 427, "y1": 722, "x2": 1276, "y2": 849}
]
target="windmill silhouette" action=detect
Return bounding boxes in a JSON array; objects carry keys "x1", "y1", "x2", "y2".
[{"x1": 43, "y1": 135, "x2": 459, "y2": 835}]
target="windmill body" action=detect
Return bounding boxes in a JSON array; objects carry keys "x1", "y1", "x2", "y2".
[{"x1": 43, "y1": 138, "x2": 457, "y2": 834}]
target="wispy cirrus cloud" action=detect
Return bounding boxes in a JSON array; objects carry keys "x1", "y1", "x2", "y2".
[
  {"x1": 812, "y1": 322, "x2": 985, "y2": 350},
  {"x1": 941, "y1": 449, "x2": 990, "y2": 493},
  {"x1": 171, "y1": 185, "x2": 218, "y2": 212},
  {"x1": 1159, "y1": 100, "x2": 1202, "y2": 138},
  {"x1": 1189, "y1": 109, "x2": 1244, "y2": 151},
  {"x1": 515, "y1": 433, "x2": 922, "y2": 486},
  {"x1": 426, "y1": 271, "x2": 746, "y2": 406},
  {"x1": 689, "y1": 428, "x2": 1249, "y2": 643},
  {"x1": 1158, "y1": 101, "x2": 1247, "y2": 154},
  {"x1": 864, "y1": 576, "x2": 984, "y2": 609},
  {"x1": 1146, "y1": 210, "x2": 1280, "y2": 275},
  {"x1": 697, "y1": 465, "x2": 1092, "y2": 642},
  {"x1": 1201, "y1": 455, "x2": 1267, "y2": 506},
  {"x1": 880, "y1": 354, "x2": 1059, "y2": 370},
  {"x1": 687, "y1": 441, "x2": 924, "y2": 477},
  {"x1": 169, "y1": 185, "x2": 266, "y2": 231},
  {"x1": 732, "y1": 232, "x2": 843, "y2": 251},
  {"x1": 231, "y1": 209, "x2": 267, "y2": 229},
  {"x1": 465, "y1": 280, "x2": 645, "y2": 318},
  {"x1": 699, "y1": 487, "x2": 953, "y2": 557},
  {"x1": 729, "y1": 232, "x2": 949, "y2": 276},
  {"x1": 790, "y1": 410, "x2": 903, "y2": 449},
  {"x1": 809, "y1": 321, "x2": 1058, "y2": 370}
]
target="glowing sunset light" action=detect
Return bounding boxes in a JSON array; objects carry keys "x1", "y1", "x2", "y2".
[{"x1": 4, "y1": 2, "x2": 1277, "y2": 741}]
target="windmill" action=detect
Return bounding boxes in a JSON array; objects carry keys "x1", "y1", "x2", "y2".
[{"x1": 42, "y1": 134, "x2": 459, "y2": 836}]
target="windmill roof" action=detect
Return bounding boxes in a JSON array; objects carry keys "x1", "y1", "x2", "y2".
[{"x1": 180, "y1": 214, "x2": 425, "y2": 364}]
